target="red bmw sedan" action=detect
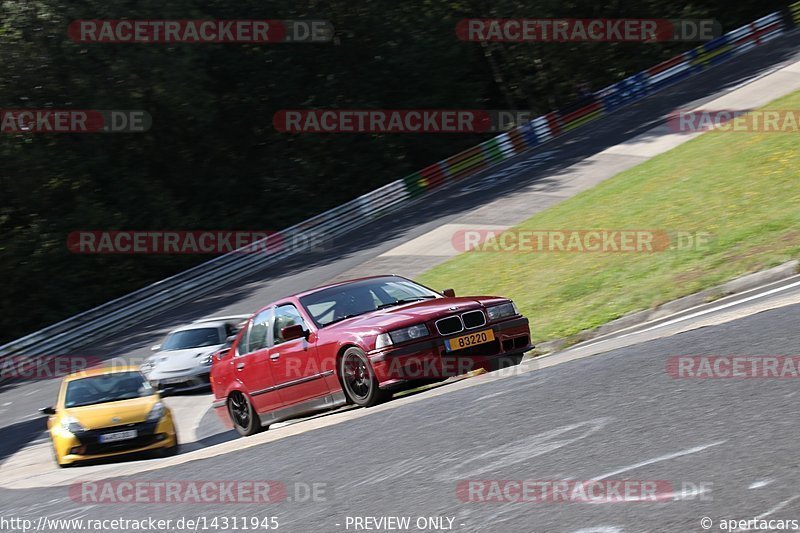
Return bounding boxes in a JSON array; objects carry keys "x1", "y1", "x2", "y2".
[{"x1": 211, "y1": 275, "x2": 531, "y2": 436}]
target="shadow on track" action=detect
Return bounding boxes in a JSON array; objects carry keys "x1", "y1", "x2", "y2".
[{"x1": 0, "y1": 416, "x2": 48, "y2": 463}]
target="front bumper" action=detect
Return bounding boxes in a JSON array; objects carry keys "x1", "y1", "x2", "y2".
[
  {"x1": 52, "y1": 412, "x2": 177, "y2": 465},
  {"x1": 369, "y1": 316, "x2": 531, "y2": 389},
  {"x1": 146, "y1": 369, "x2": 211, "y2": 391}
]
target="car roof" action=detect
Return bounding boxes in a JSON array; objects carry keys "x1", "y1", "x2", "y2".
[
  {"x1": 168, "y1": 315, "x2": 250, "y2": 334},
  {"x1": 169, "y1": 321, "x2": 228, "y2": 333},
  {"x1": 64, "y1": 365, "x2": 142, "y2": 382},
  {"x1": 292, "y1": 274, "x2": 404, "y2": 299}
]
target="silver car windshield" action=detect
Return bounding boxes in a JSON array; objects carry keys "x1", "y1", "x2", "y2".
[{"x1": 162, "y1": 328, "x2": 221, "y2": 350}]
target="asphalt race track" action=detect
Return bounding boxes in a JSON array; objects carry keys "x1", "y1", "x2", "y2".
[
  {"x1": 1, "y1": 30, "x2": 799, "y2": 533},
  {"x1": 1, "y1": 283, "x2": 799, "y2": 532}
]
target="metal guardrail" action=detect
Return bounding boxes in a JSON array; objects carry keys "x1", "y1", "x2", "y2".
[
  {"x1": 791, "y1": 0, "x2": 800, "y2": 27},
  {"x1": 0, "y1": 11, "x2": 787, "y2": 364}
]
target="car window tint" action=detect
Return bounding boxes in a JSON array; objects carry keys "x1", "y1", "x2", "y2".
[
  {"x1": 273, "y1": 305, "x2": 305, "y2": 344},
  {"x1": 236, "y1": 323, "x2": 251, "y2": 355},
  {"x1": 65, "y1": 372, "x2": 154, "y2": 408},
  {"x1": 299, "y1": 276, "x2": 439, "y2": 327},
  {"x1": 248, "y1": 310, "x2": 272, "y2": 352},
  {"x1": 162, "y1": 327, "x2": 222, "y2": 350},
  {"x1": 306, "y1": 301, "x2": 336, "y2": 325},
  {"x1": 380, "y1": 281, "x2": 427, "y2": 302}
]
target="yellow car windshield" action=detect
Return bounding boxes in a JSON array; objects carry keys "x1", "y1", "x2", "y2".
[{"x1": 64, "y1": 371, "x2": 155, "y2": 408}]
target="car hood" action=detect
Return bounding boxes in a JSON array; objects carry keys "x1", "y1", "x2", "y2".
[
  {"x1": 149, "y1": 346, "x2": 221, "y2": 371},
  {"x1": 326, "y1": 296, "x2": 506, "y2": 331},
  {"x1": 64, "y1": 395, "x2": 160, "y2": 429}
]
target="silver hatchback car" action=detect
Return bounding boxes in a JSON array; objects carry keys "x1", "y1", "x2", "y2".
[{"x1": 141, "y1": 316, "x2": 248, "y2": 392}]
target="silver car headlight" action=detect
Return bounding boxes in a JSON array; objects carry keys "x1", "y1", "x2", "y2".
[
  {"x1": 486, "y1": 301, "x2": 519, "y2": 321},
  {"x1": 195, "y1": 351, "x2": 214, "y2": 366},
  {"x1": 146, "y1": 401, "x2": 165, "y2": 422},
  {"x1": 61, "y1": 416, "x2": 85, "y2": 434},
  {"x1": 375, "y1": 324, "x2": 429, "y2": 349},
  {"x1": 140, "y1": 359, "x2": 155, "y2": 374}
]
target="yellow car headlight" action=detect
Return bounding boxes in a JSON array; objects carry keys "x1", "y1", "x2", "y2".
[{"x1": 60, "y1": 416, "x2": 85, "y2": 434}]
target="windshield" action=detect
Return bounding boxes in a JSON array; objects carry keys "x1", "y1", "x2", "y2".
[
  {"x1": 300, "y1": 277, "x2": 439, "y2": 327},
  {"x1": 161, "y1": 327, "x2": 222, "y2": 350},
  {"x1": 64, "y1": 371, "x2": 155, "y2": 408}
]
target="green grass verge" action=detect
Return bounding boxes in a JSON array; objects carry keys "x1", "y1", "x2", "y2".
[{"x1": 417, "y1": 90, "x2": 800, "y2": 343}]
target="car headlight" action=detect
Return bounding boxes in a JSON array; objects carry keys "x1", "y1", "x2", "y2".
[
  {"x1": 140, "y1": 359, "x2": 154, "y2": 374},
  {"x1": 196, "y1": 352, "x2": 213, "y2": 366},
  {"x1": 486, "y1": 301, "x2": 519, "y2": 321},
  {"x1": 60, "y1": 416, "x2": 85, "y2": 434},
  {"x1": 146, "y1": 401, "x2": 165, "y2": 422},
  {"x1": 375, "y1": 324, "x2": 429, "y2": 349}
]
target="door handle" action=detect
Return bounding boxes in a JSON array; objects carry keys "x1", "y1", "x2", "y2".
[
  {"x1": 269, "y1": 354, "x2": 280, "y2": 361},
  {"x1": 236, "y1": 363, "x2": 245, "y2": 370}
]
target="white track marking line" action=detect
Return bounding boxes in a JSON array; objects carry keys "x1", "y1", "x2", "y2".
[
  {"x1": 749, "y1": 479, "x2": 774, "y2": 489},
  {"x1": 591, "y1": 441, "x2": 726, "y2": 481},
  {"x1": 732, "y1": 495, "x2": 800, "y2": 532},
  {"x1": 754, "y1": 495, "x2": 800, "y2": 520},
  {"x1": 635, "y1": 280, "x2": 800, "y2": 335},
  {"x1": 572, "y1": 276, "x2": 800, "y2": 352}
]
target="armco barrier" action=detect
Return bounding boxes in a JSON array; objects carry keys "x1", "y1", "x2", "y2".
[{"x1": 0, "y1": 11, "x2": 788, "y2": 368}]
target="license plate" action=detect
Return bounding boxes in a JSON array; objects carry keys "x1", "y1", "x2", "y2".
[
  {"x1": 99, "y1": 430, "x2": 137, "y2": 443},
  {"x1": 161, "y1": 377, "x2": 186, "y2": 385},
  {"x1": 445, "y1": 329, "x2": 495, "y2": 351}
]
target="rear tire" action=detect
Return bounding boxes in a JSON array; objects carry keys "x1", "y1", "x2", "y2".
[
  {"x1": 340, "y1": 347, "x2": 389, "y2": 407},
  {"x1": 228, "y1": 391, "x2": 262, "y2": 436}
]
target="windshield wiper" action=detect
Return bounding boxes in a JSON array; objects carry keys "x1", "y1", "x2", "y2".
[
  {"x1": 324, "y1": 313, "x2": 366, "y2": 327},
  {"x1": 375, "y1": 296, "x2": 436, "y2": 310}
]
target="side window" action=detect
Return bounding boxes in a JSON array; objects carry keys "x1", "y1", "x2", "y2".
[
  {"x1": 238, "y1": 310, "x2": 271, "y2": 355},
  {"x1": 273, "y1": 305, "x2": 305, "y2": 345},
  {"x1": 235, "y1": 324, "x2": 250, "y2": 356}
]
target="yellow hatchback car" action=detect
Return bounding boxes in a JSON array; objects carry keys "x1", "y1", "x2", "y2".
[{"x1": 41, "y1": 366, "x2": 178, "y2": 467}]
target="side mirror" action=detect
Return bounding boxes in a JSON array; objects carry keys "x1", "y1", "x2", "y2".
[
  {"x1": 442, "y1": 288, "x2": 456, "y2": 298},
  {"x1": 151, "y1": 344, "x2": 161, "y2": 352},
  {"x1": 40, "y1": 406, "x2": 56, "y2": 416},
  {"x1": 225, "y1": 335, "x2": 238, "y2": 344},
  {"x1": 281, "y1": 324, "x2": 307, "y2": 342}
]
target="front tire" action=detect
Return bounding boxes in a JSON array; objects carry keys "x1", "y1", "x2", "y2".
[
  {"x1": 228, "y1": 391, "x2": 261, "y2": 436},
  {"x1": 157, "y1": 436, "x2": 179, "y2": 457},
  {"x1": 340, "y1": 347, "x2": 389, "y2": 407}
]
